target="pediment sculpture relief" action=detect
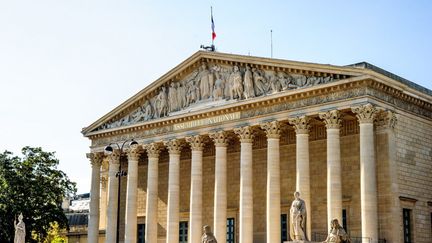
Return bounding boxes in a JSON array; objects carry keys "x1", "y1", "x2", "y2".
[{"x1": 99, "y1": 62, "x2": 338, "y2": 130}]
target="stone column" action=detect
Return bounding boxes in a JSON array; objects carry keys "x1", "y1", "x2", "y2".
[
  {"x1": 319, "y1": 110, "x2": 343, "y2": 229},
  {"x1": 289, "y1": 116, "x2": 312, "y2": 239},
  {"x1": 376, "y1": 111, "x2": 401, "y2": 243},
  {"x1": 234, "y1": 126, "x2": 254, "y2": 243},
  {"x1": 185, "y1": 135, "x2": 205, "y2": 243},
  {"x1": 261, "y1": 121, "x2": 281, "y2": 243},
  {"x1": 87, "y1": 152, "x2": 104, "y2": 243},
  {"x1": 209, "y1": 131, "x2": 229, "y2": 242},
  {"x1": 99, "y1": 173, "x2": 108, "y2": 230},
  {"x1": 144, "y1": 143, "x2": 161, "y2": 243},
  {"x1": 164, "y1": 139, "x2": 183, "y2": 243},
  {"x1": 124, "y1": 144, "x2": 141, "y2": 243},
  {"x1": 352, "y1": 103, "x2": 379, "y2": 243},
  {"x1": 105, "y1": 151, "x2": 121, "y2": 243}
]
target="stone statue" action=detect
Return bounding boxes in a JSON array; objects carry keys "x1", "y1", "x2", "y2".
[
  {"x1": 199, "y1": 63, "x2": 211, "y2": 100},
  {"x1": 243, "y1": 65, "x2": 255, "y2": 99},
  {"x1": 201, "y1": 225, "x2": 217, "y2": 243},
  {"x1": 130, "y1": 106, "x2": 144, "y2": 123},
  {"x1": 286, "y1": 74, "x2": 299, "y2": 90},
  {"x1": 143, "y1": 100, "x2": 153, "y2": 121},
  {"x1": 269, "y1": 71, "x2": 282, "y2": 93},
  {"x1": 14, "y1": 213, "x2": 25, "y2": 243},
  {"x1": 168, "y1": 82, "x2": 178, "y2": 112},
  {"x1": 213, "y1": 72, "x2": 225, "y2": 100},
  {"x1": 252, "y1": 68, "x2": 267, "y2": 96},
  {"x1": 323, "y1": 219, "x2": 350, "y2": 243},
  {"x1": 292, "y1": 74, "x2": 307, "y2": 87},
  {"x1": 177, "y1": 81, "x2": 187, "y2": 109},
  {"x1": 229, "y1": 65, "x2": 243, "y2": 100},
  {"x1": 290, "y1": 191, "x2": 308, "y2": 241},
  {"x1": 155, "y1": 86, "x2": 168, "y2": 118}
]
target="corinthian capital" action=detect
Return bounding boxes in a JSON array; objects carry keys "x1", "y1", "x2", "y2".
[
  {"x1": 351, "y1": 103, "x2": 379, "y2": 124},
  {"x1": 319, "y1": 110, "x2": 343, "y2": 129},
  {"x1": 87, "y1": 152, "x2": 104, "y2": 167},
  {"x1": 375, "y1": 110, "x2": 397, "y2": 130},
  {"x1": 108, "y1": 150, "x2": 121, "y2": 165},
  {"x1": 260, "y1": 120, "x2": 281, "y2": 139},
  {"x1": 185, "y1": 135, "x2": 205, "y2": 151},
  {"x1": 288, "y1": 116, "x2": 310, "y2": 134},
  {"x1": 234, "y1": 126, "x2": 254, "y2": 143},
  {"x1": 209, "y1": 130, "x2": 229, "y2": 147},
  {"x1": 144, "y1": 143, "x2": 161, "y2": 158},
  {"x1": 126, "y1": 144, "x2": 141, "y2": 161},
  {"x1": 164, "y1": 139, "x2": 183, "y2": 154}
]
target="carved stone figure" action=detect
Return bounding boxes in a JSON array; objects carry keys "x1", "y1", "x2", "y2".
[
  {"x1": 286, "y1": 74, "x2": 299, "y2": 89},
  {"x1": 201, "y1": 225, "x2": 217, "y2": 243},
  {"x1": 168, "y1": 82, "x2": 178, "y2": 112},
  {"x1": 292, "y1": 74, "x2": 307, "y2": 87},
  {"x1": 143, "y1": 100, "x2": 153, "y2": 121},
  {"x1": 177, "y1": 81, "x2": 186, "y2": 109},
  {"x1": 130, "y1": 106, "x2": 144, "y2": 123},
  {"x1": 229, "y1": 65, "x2": 243, "y2": 100},
  {"x1": 14, "y1": 213, "x2": 25, "y2": 243},
  {"x1": 323, "y1": 219, "x2": 350, "y2": 243},
  {"x1": 269, "y1": 71, "x2": 282, "y2": 93},
  {"x1": 277, "y1": 71, "x2": 290, "y2": 90},
  {"x1": 290, "y1": 191, "x2": 308, "y2": 241},
  {"x1": 243, "y1": 65, "x2": 255, "y2": 99},
  {"x1": 155, "y1": 86, "x2": 168, "y2": 118},
  {"x1": 252, "y1": 68, "x2": 267, "y2": 96},
  {"x1": 213, "y1": 72, "x2": 225, "y2": 100},
  {"x1": 186, "y1": 80, "x2": 200, "y2": 105},
  {"x1": 199, "y1": 63, "x2": 211, "y2": 100}
]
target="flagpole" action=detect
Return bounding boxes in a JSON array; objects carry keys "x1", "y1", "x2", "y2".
[{"x1": 211, "y1": 6, "x2": 214, "y2": 47}]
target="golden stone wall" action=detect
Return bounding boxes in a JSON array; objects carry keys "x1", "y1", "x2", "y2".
[{"x1": 395, "y1": 114, "x2": 432, "y2": 243}]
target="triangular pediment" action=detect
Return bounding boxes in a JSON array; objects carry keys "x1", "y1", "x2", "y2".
[{"x1": 82, "y1": 51, "x2": 367, "y2": 136}]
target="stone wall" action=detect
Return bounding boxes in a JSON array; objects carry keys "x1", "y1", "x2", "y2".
[{"x1": 395, "y1": 114, "x2": 432, "y2": 243}]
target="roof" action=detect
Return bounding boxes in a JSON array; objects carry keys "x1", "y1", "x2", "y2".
[{"x1": 347, "y1": 62, "x2": 432, "y2": 96}]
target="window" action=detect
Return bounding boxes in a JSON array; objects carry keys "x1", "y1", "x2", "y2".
[
  {"x1": 227, "y1": 218, "x2": 235, "y2": 243},
  {"x1": 179, "y1": 221, "x2": 188, "y2": 243},
  {"x1": 403, "y1": 208, "x2": 412, "y2": 243},
  {"x1": 137, "y1": 224, "x2": 145, "y2": 243},
  {"x1": 281, "y1": 214, "x2": 288, "y2": 242},
  {"x1": 342, "y1": 209, "x2": 348, "y2": 232}
]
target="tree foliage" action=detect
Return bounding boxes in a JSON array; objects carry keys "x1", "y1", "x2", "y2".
[{"x1": 0, "y1": 147, "x2": 76, "y2": 242}]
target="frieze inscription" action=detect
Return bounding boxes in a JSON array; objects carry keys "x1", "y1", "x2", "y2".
[{"x1": 173, "y1": 112, "x2": 240, "y2": 130}]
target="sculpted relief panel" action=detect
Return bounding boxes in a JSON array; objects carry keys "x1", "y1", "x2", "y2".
[{"x1": 98, "y1": 62, "x2": 338, "y2": 131}]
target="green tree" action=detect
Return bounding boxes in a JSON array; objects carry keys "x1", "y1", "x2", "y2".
[{"x1": 0, "y1": 147, "x2": 76, "y2": 242}]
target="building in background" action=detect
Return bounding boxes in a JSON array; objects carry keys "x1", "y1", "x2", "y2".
[
  {"x1": 63, "y1": 193, "x2": 91, "y2": 243},
  {"x1": 82, "y1": 51, "x2": 432, "y2": 243}
]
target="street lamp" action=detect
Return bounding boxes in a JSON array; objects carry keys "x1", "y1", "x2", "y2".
[{"x1": 104, "y1": 139, "x2": 138, "y2": 243}]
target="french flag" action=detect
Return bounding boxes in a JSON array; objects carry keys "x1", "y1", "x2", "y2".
[{"x1": 211, "y1": 12, "x2": 216, "y2": 40}]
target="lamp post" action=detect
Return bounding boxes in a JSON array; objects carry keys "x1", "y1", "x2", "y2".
[{"x1": 104, "y1": 139, "x2": 138, "y2": 243}]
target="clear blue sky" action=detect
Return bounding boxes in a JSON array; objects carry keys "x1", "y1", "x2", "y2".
[{"x1": 1, "y1": 1, "x2": 431, "y2": 193}]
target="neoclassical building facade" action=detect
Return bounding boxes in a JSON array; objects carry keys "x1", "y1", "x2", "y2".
[{"x1": 82, "y1": 51, "x2": 432, "y2": 243}]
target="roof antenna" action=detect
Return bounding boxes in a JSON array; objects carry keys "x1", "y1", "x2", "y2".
[
  {"x1": 270, "y1": 29, "x2": 273, "y2": 58},
  {"x1": 200, "y1": 6, "x2": 216, "y2": 52}
]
